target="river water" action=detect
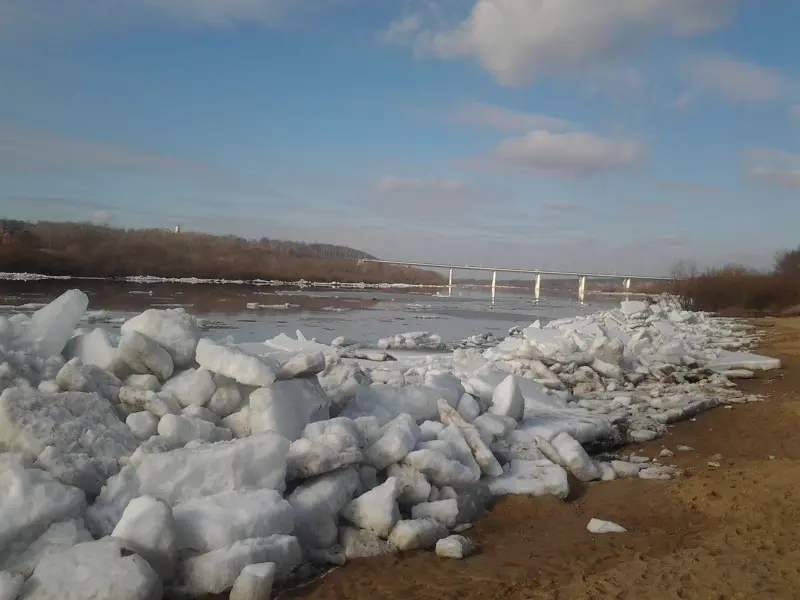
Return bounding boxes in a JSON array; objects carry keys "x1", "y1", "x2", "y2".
[{"x1": 0, "y1": 280, "x2": 626, "y2": 345}]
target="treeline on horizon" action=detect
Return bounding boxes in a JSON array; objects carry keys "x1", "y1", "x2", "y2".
[
  {"x1": 0, "y1": 219, "x2": 445, "y2": 285},
  {"x1": 667, "y1": 249, "x2": 800, "y2": 315}
]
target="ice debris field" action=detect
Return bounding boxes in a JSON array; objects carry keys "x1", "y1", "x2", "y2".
[{"x1": 0, "y1": 289, "x2": 781, "y2": 600}]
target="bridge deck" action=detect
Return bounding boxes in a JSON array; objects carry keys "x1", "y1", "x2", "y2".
[{"x1": 357, "y1": 259, "x2": 671, "y2": 281}]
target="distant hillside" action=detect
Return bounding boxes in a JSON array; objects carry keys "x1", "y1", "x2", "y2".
[{"x1": 0, "y1": 219, "x2": 442, "y2": 285}]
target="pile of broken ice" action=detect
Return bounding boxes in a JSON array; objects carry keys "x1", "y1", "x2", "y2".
[{"x1": 0, "y1": 291, "x2": 780, "y2": 599}]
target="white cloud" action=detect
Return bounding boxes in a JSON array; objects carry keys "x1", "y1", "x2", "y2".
[
  {"x1": 448, "y1": 102, "x2": 574, "y2": 133},
  {"x1": 679, "y1": 55, "x2": 794, "y2": 105},
  {"x1": 378, "y1": 14, "x2": 422, "y2": 46},
  {"x1": 387, "y1": 0, "x2": 733, "y2": 86},
  {"x1": 743, "y1": 148, "x2": 800, "y2": 190},
  {"x1": 493, "y1": 130, "x2": 648, "y2": 176}
]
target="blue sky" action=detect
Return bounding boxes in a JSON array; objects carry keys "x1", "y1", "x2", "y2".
[{"x1": 0, "y1": 0, "x2": 798, "y2": 276}]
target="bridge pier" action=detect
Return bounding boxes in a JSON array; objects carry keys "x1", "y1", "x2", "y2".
[
  {"x1": 448, "y1": 268, "x2": 453, "y2": 297},
  {"x1": 578, "y1": 276, "x2": 586, "y2": 303},
  {"x1": 623, "y1": 277, "x2": 631, "y2": 291},
  {"x1": 491, "y1": 271, "x2": 497, "y2": 305},
  {"x1": 534, "y1": 273, "x2": 541, "y2": 302}
]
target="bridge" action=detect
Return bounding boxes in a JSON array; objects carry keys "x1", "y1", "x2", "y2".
[{"x1": 357, "y1": 258, "x2": 672, "y2": 302}]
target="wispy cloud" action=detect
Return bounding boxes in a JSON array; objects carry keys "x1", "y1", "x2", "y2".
[
  {"x1": 0, "y1": 0, "x2": 340, "y2": 35},
  {"x1": 369, "y1": 175, "x2": 499, "y2": 224},
  {"x1": 491, "y1": 130, "x2": 648, "y2": 177},
  {"x1": 628, "y1": 201, "x2": 667, "y2": 212},
  {"x1": 377, "y1": 14, "x2": 421, "y2": 46},
  {"x1": 375, "y1": 175, "x2": 467, "y2": 194},
  {"x1": 447, "y1": 103, "x2": 574, "y2": 133},
  {"x1": 384, "y1": 0, "x2": 734, "y2": 86},
  {"x1": 677, "y1": 54, "x2": 795, "y2": 106},
  {"x1": 0, "y1": 123, "x2": 288, "y2": 200},
  {"x1": 544, "y1": 202, "x2": 581, "y2": 212},
  {"x1": 743, "y1": 147, "x2": 800, "y2": 190}
]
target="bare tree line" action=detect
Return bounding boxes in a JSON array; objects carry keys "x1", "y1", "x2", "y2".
[{"x1": 0, "y1": 220, "x2": 443, "y2": 285}]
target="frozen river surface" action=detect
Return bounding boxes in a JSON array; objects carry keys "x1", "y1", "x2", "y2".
[{"x1": 0, "y1": 280, "x2": 622, "y2": 345}]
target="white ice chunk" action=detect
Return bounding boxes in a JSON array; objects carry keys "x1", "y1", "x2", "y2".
[
  {"x1": 487, "y1": 459, "x2": 569, "y2": 499},
  {"x1": 0, "y1": 518, "x2": 92, "y2": 578},
  {"x1": 587, "y1": 518, "x2": 627, "y2": 533},
  {"x1": 0, "y1": 388, "x2": 139, "y2": 495},
  {"x1": 21, "y1": 290, "x2": 89, "y2": 358},
  {"x1": 0, "y1": 463, "x2": 86, "y2": 564},
  {"x1": 551, "y1": 432, "x2": 600, "y2": 482},
  {"x1": 208, "y1": 375, "x2": 243, "y2": 418},
  {"x1": 118, "y1": 330, "x2": 174, "y2": 382},
  {"x1": 411, "y1": 499, "x2": 458, "y2": 528},
  {"x1": 157, "y1": 414, "x2": 232, "y2": 446},
  {"x1": 438, "y1": 400, "x2": 503, "y2": 477},
  {"x1": 220, "y1": 407, "x2": 251, "y2": 439},
  {"x1": 196, "y1": 339, "x2": 276, "y2": 387},
  {"x1": 126, "y1": 412, "x2": 159, "y2": 440},
  {"x1": 118, "y1": 387, "x2": 181, "y2": 418},
  {"x1": 620, "y1": 300, "x2": 648, "y2": 316},
  {"x1": 84, "y1": 466, "x2": 141, "y2": 538},
  {"x1": 339, "y1": 527, "x2": 397, "y2": 560},
  {"x1": 122, "y1": 308, "x2": 200, "y2": 369},
  {"x1": 161, "y1": 368, "x2": 216, "y2": 408},
  {"x1": 182, "y1": 404, "x2": 220, "y2": 424},
  {"x1": 276, "y1": 351, "x2": 326, "y2": 379},
  {"x1": 111, "y1": 495, "x2": 178, "y2": 582},
  {"x1": 182, "y1": 535, "x2": 301, "y2": 595},
  {"x1": 456, "y1": 393, "x2": 481, "y2": 422},
  {"x1": 707, "y1": 350, "x2": 781, "y2": 372},
  {"x1": 343, "y1": 385, "x2": 445, "y2": 425},
  {"x1": 230, "y1": 562, "x2": 275, "y2": 600},
  {"x1": 173, "y1": 490, "x2": 293, "y2": 553},
  {"x1": 286, "y1": 433, "x2": 362, "y2": 479},
  {"x1": 435, "y1": 535, "x2": 475, "y2": 559},
  {"x1": 124, "y1": 374, "x2": 161, "y2": 392},
  {"x1": 20, "y1": 538, "x2": 162, "y2": 600},
  {"x1": 341, "y1": 477, "x2": 400, "y2": 538},
  {"x1": 363, "y1": 413, "x2": 420, "y2": 470},
  {"x1": 287, "y1": 468, "x2": 360, "y2": 549},
  {"x1": 403, "y1": 449, "x2": 479, "y2": 487},
  {"x1": 387, "y1": 464, "x2": 432, "y2": 506},
  {"x1": 63, "y1": 328, "x2": 117, "y2": 372},
  {"x1": 249, "y1": 378, "x2": 330, "y2": 441},
  {"x1": 388, "y1": 518, "x2": 449, "y2": 551},
  {"x1": 135, "y1": 433, "x2": 289, "y2": 505},
  {"x1": 0, "y1": 571, "x2": 23, "y2": 600},
  {"x1": 490, "y1": 375, "x2": 524, "y2": 421}
]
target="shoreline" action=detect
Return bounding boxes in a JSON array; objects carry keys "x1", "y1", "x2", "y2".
[
  {"x1": 283, "y1": 318, "x2": 797, "y2": 600},
  {"x1": 1, "y1": 292, "x2": 788, "y2": 600}
]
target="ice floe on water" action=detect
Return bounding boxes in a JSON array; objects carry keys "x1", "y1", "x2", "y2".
[{"x1": 0, "y1": 291, "x2": 780, "y2": 598}]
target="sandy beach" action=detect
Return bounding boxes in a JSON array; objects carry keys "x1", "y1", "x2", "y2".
[{"x1": 282, "y1": 318, "x2": 800, "y2": 600}]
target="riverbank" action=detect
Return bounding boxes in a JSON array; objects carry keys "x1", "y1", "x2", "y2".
[{"x1": 284, "y1": 317, "x2": 800, "y2": 600}]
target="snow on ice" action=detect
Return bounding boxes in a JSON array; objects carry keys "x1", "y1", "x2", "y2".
[{"x1": 0, "y1": 289, "x2": 779, "y2": 598}]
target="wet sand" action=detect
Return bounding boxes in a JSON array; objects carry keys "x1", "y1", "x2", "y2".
[{"x1": 281, "y1": 318, "x2": 800, "y2": 600}]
